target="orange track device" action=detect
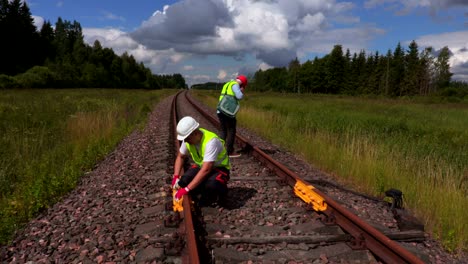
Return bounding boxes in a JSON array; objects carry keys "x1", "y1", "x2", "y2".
[
  {"x1": 294, "y1": 181, "x2": 327, "y2": 211},
  {"x1": 172, "y1": 189, "x2": 184, "y2": 212}
]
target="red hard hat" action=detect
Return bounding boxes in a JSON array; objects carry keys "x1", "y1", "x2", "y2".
[{"x1": 236, "y1": 75, "x2": 248, "y2": 87}]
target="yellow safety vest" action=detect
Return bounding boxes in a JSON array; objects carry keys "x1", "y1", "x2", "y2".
[
  {"x1": 185, "y1": 128, "x2": 230, "y2": 170},
  {"x1": 218, "y1": 80, "x2": 238, "y2": 102}
]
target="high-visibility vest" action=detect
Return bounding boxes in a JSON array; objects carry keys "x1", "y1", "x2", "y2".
[
  {"x1": 185, "y1": 128, "x2": 230, "y2": 169},
  {"x1": 219, "y1": 80, "x2": 237, "y2": 102}
]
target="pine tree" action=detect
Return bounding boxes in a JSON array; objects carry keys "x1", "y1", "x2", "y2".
[
  {"x1": 325, "y1": 45, "x2": 345, "y2": 94},
  {"x1": 401, "y1": 40, "x2": 421, "y2": 95},
  {"x1": 311, "y1": 57, "x2": 327, "y2": 93},
  {"x1": 389, "y1": 43, "x2": 405, "y2": 96},
  {"x1": 366, "y1": 52, "x2": 381, "y2": 94},
  {"x1": 0, "y1": 0, "x2": 39, "y2": 75},
  {"x1": 342, "y1": 49, "x2": 352, "y2": 94},
  {"x1": 39, "y1": 21, "x2": 55, "y2": 63}
]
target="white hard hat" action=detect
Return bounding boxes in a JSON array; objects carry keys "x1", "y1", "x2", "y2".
[{"x1": 177, "y1": 116, "x2": 199, "y2": 140}]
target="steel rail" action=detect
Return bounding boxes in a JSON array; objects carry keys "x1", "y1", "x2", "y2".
[
  {"x1": 171, "y1": 91, "x2": 200, "y2": 264},
  {"x1": 185, "y1": 91, "x2": 424, "y2": 264}
]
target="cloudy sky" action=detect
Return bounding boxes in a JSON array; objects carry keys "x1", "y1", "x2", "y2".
[{"x1": 28, "y1": 0, "x2": 468, "y2": 86}]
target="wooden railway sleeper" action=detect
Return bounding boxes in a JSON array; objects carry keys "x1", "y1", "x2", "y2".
[
  {"x1": 276, "y1": 178, "x2": 288, "y2": 186},
  {"x1": 321, "y1": 211, "x2": 337, "y2": 225},
  {"x1": 165, "y1": 200, "x2": 173, "y2": 211},
  {"x1": 164, "y1": 186, "x2": 175, "y2": 211},
  {"x1": 164, "y1": 232, "x2": 185, "y2": 256},
  {"x1": 348, "y1": 233, "x2": 366, "y2": 250},
  {"x1": 320, "y1": 212, "x2": 368, "y2": 250},
  {"x1": 164, "y1": 212, "x2": 181, "y2": 228}
]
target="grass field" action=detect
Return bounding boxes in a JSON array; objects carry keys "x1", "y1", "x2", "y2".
[
  {"x1": 193, "y1": 90, "x2": 468, "y2": 253},
  {"x1": 0, "y1": 89, "x2": 176, "y2": 245}
]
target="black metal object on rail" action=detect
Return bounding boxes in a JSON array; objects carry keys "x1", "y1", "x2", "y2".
[{"x1": 184, "y1": 90, "x2": 424, "y2": 264}]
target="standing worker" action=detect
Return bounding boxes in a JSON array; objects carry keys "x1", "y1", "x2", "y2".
[
  {"x1": 217, "y1": 75, "x2": 247, "y2": 157},
  {"x1": 171, "y1": 116, "x2": 230, "y2": 206}
]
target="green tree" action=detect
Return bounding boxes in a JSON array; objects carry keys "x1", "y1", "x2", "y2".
[
  {"x1": 434, "y1": 46, "x2": 452, "y2": 91},
  {"x1": 288, "y1": 57, "x2": 301, "y2": 93},
  {"x1": 401, "y1": 40, "x2": 421, "y2": 95},
  {"x1": 348, "y1": 51, "x2": 366, "y2": 95},
  {"x1": 53, "y1": 18, "x2": 68, "y2": 60},
  {"x1": 172, "y1": 73, "x2": 187, "y2": 89},
  {"x1": 121, "y1": 52, "x2": 143, "y2": 88},
  {"x1": 54, "y1": 18, "x2": 84, "y2": 61},
  {"x1": 0, "y1": 5, "x2": 185, "y2": 89},
  {"x1": 325, "y1": 45, "x2": 345, "y2": 94},
  {"x1": 341, "y1": 49, "x2": 353, "y2": 94},
  {"x1": 389, "y1": 43, "x2": 405, "y2": 96},
  {"x1": 38, "y1": 21, "x2": 56, "y2": 63},
  {"x1": 381, "y1": 50, "x2": 392, "y2": 95},
  {"x1": 72, "y1": 37, "x2": 90, "y2": 68},
  {"x1": 419, "y1": 47, "x2": 434, "y2": 95},
  {"x1": 298, "y1": 60, "x2": 314, "y2": 93},
  {"x1": 110, "y1": 57, "x2": 123, "y2": 88},
  {"x1": 365, "y1": 53, "x2": 381, "y2": 94},
  {"x1": 0, "y1": 0, "x2": 39, "y2": 75},
  {"x1": 310, "y1": 57, "x2": 327, "y2": 93},
  {"x1": 251, "y1": 69, "x2": 266, "y2": 92}
]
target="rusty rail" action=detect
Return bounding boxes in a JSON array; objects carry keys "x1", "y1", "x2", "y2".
[{"x1": 171, "y1": 91, "x2": 200, "y2": 264}]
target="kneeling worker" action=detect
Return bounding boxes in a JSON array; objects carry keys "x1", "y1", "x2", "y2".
[{"x1": 171, "y1": 116, "x2": 230, "y2": 205}]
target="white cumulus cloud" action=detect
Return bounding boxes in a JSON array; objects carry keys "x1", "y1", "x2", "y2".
[
  {"x1": 72, "y1": 0, "x2": 468, "y2": 83},
  {"x1": 415, "y1": 31, "x2": 468, "y2": 81},
  {"x1": 130, "y1": 0, "x2": 373, "y2": 68}
]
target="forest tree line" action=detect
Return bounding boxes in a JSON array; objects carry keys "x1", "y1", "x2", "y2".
[
  {"x1": 193, "y1": 43, "x2": 466, "y2": 98},
  {"x1": 0, "y1": 0, "x2": 186, "y2": 89},
  {"x1": 246, "y1": 43, "x2": 462, "y2": 97}
]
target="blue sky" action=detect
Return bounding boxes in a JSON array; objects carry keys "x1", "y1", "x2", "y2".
[{"x1": 27, "y1": 0, "x2": 468, "y2": 86}]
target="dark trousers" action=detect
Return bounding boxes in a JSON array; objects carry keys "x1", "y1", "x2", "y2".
[
  {"x1": 178, "y1": 165, "x2": 229, "y2": 202},
  {"x1": 217, "y1": 112, "x2": 237, "y2": 154}
]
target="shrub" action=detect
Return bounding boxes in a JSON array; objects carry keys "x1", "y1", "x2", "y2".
[
  {"x1": 14, "y1": 66, "x2": 57, "y2": 88},
  {"x1": 0, "y1": 75, "x2": 20, "y2": 89},
  {"x1": 438, "y1": 86, "x2": 468, "y2": 98}
]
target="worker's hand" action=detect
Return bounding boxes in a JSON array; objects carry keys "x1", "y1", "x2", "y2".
[
  {"x1": 171, "y1": 174, "x2": 180, "y2": 189},
  {"x1": 175, "y1": 187, "x2": 190, "y2": 201}
]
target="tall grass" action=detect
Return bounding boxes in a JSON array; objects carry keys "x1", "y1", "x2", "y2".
[
  {"x1": 193, "y1": 90, "x2": 467, "y2": 253},
  {"x1": 0, "y1": 89, "x2": 176, "y2": 245}
]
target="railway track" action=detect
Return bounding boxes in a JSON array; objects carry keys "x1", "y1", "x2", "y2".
[
  {"x1": 3, "y1": 91, "x2": 463, "y2": 263},
  {"x1": 167, "y1": 91, "x2": 426, "y2": 263}
]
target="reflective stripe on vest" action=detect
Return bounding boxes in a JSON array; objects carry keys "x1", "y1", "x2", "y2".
[
  {"x1": 185, "y1": 128, "x2": 230, "y2": 170},
  {"x1": 218, "y1": 80, "x2": 237, "y2": 102}
]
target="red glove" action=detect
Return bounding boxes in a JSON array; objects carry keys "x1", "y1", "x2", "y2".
[
  {"x1": 175, "y1": 187, "x2": 190, "y2": 201},
  {"x1": 171, "y1": 174, "x2": 179, "y2": 188}
]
